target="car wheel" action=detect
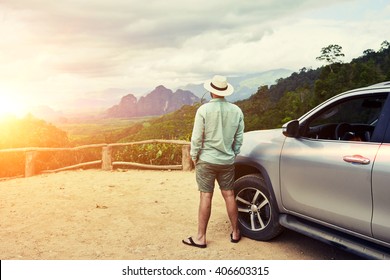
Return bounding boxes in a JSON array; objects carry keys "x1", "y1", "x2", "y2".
[{"x1": 234, "y1": 174, "x2": 283, "y2": 241}]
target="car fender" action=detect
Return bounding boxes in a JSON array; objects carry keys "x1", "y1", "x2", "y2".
[{"x1": 234, "y1": 128, "x2": 286, "y2": 212}]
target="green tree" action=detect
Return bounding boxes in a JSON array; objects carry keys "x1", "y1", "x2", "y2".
[
  {"x1": 316, "y1": 44, "x2": 345, "y2": 72},
  {"x1": 379, "y1": 40, "x2": 390, "y2": 52},
  {"x1": 363, "y1": 49, "x2": 375, "y2": 56}
]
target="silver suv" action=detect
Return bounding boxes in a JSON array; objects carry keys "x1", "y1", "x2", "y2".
[{"x1": 234, "y1": 81, "x2": 390, "y2": 259}]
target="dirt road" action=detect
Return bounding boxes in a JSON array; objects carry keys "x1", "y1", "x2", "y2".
[{"x1": 0, "y1": 169, "x2": 360, "y2": 260}]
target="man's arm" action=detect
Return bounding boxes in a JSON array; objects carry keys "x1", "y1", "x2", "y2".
[
  {"x1": 233, "y1": 112, "x2": 244, "y2": 156},
  {"x1": 190, "y1": 109, "x2": 204, "y2": 163}
]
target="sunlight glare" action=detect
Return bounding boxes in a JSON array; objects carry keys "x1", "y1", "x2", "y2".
[{"x1": 0, "y1": 90, "x2": 26, "y2": 118}]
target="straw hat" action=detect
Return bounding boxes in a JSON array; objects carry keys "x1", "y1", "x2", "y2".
[{"x1": 203, "y1": 75, "x2": 234, "y2": 96}]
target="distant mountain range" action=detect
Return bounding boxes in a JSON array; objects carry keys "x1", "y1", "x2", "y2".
[
  {"x1": 103, "y1": 68, "x2": 293, "y2": 118},
  {"x1": 103, "y1": 85, "x2": 200, "y2": 118},
  {"x1": 181, "y1": 68, "x2": 293, "y2": 101},
  {"x1": 27, "y1": 69, "x2": 293, "y2": 122}
]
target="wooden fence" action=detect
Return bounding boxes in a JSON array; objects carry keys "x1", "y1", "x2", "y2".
[{"x1": 0, "y1": 139, "x2": 193, "y2": 178}]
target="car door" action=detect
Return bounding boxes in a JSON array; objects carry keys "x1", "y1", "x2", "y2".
[
  {"x1": 280, "y1": 93, "x2": 387, "y2": 236},
  {"x1": 371, "y1": 144, "x2": 390, "y2": 244}
]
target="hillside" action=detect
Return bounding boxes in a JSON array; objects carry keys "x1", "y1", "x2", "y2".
[
  {"x1": 101, "y1": 70, "x2": 292, "y2": 119},
  {"x1": 239, "y1": 41, "x2": 390, "y2": 131},
  {"x1": 6, "y1": 41, "x2": 390, "y2": 148},
  {"x1": 2, "y1": 42, "x2": 389, "y2": 178},
  {"x1": 122, "y1": 41, "x2": 390, "y2": 139},
  {"x1": 118, "y1": 105, "x2": 199, "y2": 142}
]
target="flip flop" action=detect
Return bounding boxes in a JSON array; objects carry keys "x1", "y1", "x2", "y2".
[
  {"x1": 230, "y1": 232, "x2": 241, "y2": 243},
  {"x1": 182, "y1": 237, "x2": 207, "y2": 248}
]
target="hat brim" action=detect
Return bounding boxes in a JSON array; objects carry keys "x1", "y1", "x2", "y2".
[{"x1": 203, "y1": 80, "x2": 234, "y2": 97}]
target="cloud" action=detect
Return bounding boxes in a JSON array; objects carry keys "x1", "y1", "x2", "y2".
[{"x1": 0, "y1": 0, "x2": 389, "y2": 110}]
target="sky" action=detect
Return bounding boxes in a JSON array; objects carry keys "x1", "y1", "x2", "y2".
[{"x1": 0, "y1": 0, "x2": 389, "y2": 114}]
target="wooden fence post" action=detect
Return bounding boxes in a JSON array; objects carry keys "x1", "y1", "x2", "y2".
[
  {"x1": 102, "y1": 146, "x2": 113, "y2": 171},
  {"x1": 25, "y1": 151, "x2": 37, "y2": 177},
  {"x1": 0, "y1": 140, "x2": 192, "y2": 178},
  {"x1": 181, "y1": 145, "x2": 193, "y2": 171}
]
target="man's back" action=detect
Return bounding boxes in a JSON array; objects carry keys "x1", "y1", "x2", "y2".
[{"x1": 190, "y1": 98, "x2": 244, "y2": 165}]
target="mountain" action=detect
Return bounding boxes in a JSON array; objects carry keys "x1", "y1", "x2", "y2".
[
  {"x1": 123, "y1": 41, "x2": 390, "y2": 140},
  {"x1": 104, "y1": 85, "x2": 200, "y2": 118},
  {"x1": 180, "y1": 68, "x2": 293, "y2": 102},
  {"x1": 29, "y1": 70, "x2": 292, "y2": 123}
]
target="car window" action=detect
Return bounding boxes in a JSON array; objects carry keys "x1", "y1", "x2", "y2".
[{"x1": 302, "y1": 95, "x2": 387, "y2": 142}]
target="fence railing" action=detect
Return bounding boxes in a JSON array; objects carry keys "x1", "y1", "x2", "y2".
[{"x1": 0, "y1": 139, "x2": 193, "y2": 178}]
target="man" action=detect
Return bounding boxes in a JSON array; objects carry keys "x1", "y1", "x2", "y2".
[{"x1": 182, "y1": 75, "x2": 244, "y2": 248}]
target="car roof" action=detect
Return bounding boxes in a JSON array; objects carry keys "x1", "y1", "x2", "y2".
[
  {"x1": 366, "y1": 81, "x2": 390, "y2": 88},
  {"x1": 343, "y1": 81, "x2": 390, "y2": 96}
]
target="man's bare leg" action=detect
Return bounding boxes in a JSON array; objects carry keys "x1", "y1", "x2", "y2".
[
  {"x1": 221, "y1": 189, "x2": 240, "y2": 240},
  {"x1": 196, "y1": 191, "x2": 213, "y2": 245}
]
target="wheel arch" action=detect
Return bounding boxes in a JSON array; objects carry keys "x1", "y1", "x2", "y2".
[
  {"x1": 234, "y1": 159, "x2": 280, "y2": 212},
  {"x1": 234, "y1": 172, "x2": 284, "y2": 240}
]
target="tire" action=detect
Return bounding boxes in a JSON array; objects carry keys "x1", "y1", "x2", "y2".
[{"x1": 234, "y1": 174, "x2": 283, "y2": 241}]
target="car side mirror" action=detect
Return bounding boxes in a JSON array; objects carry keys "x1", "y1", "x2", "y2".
[{"x1": 282, "y1": 120, "x2": 300, "y2": 137}]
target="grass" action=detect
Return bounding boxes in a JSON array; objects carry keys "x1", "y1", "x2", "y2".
[{"x1": 57, "y1": 117, "x2": 154, "y2": 144}]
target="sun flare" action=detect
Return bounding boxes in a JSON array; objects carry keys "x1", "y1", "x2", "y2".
[{"x1": 0, "y1": 91, "x2": 26, "y2": 118}]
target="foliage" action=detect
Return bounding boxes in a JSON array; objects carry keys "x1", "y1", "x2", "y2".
[
  {"x1": 113, "y1": 143, "x2": 183, "y2": 166},
  {"x1": 0, "y1": 114, "x2": 69, "y2": 149},
  {"x1": 119, "y1": 104, "x2": 199, "y2": 142},
  {"x1": 58, "y1": 118, "x2": 148, "y2": 145},
  {"x1": 1, "y1": 41, "x2": 390, "y2": 177},
  {"x1": 237, "y1": 40, "x2": 390, "y2": 130},
  {"x1": 236, "y1": 68, "x2": 321, "y2": 130},
  {"x1": 316, "y1": 44, "x2": 345, "y2": 72},
  {"x1": 0, "y1": 114, "x2": 71, "y2": 177},
  {"x1": 56, "y1": 40, "x2": 390, "y2": 168}
]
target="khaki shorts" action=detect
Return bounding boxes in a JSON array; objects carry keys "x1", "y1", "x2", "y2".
[{"x1": 195, "y1": 160, "x2": 235, "y2": 193}]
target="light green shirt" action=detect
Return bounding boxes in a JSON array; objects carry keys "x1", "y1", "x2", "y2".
[{"x1": 190, "y1": 98, "x2": 244, "y2": 165}]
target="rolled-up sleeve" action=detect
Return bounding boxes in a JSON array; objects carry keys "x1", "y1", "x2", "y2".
[{"x1": 190, "y1": 108, "x2": 204, "y2": 161}]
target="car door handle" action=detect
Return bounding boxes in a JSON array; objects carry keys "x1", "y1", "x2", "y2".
[{"x1": 343, "y1": 155, "x2": 370, "y2": 165}]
